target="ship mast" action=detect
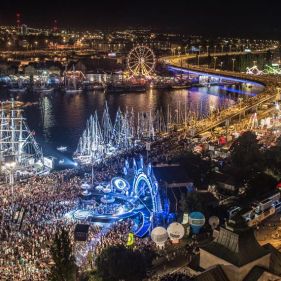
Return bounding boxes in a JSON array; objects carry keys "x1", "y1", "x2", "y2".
[{"x1": 0, "y1": 99, "x2": 44, "y2": 174}]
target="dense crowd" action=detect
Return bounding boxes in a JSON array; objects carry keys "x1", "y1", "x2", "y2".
[
  {"x1": 1, "y1": 74, "x2": 280, "y2": 280},
  {"x1": 0, "y1": 133, "x2": 186, "y2": 280}
]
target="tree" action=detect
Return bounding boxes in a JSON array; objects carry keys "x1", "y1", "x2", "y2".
[
  {"x1": 160, "y1": 273, "x2": 192, "y2": 281},
  {"x1": 230, "y1": 131, "x2": 263, "y2": 183},
  {"x1": 50, "y1": 228, "x2": 77, "y2": 281},
  {"x1": 179, "y1": 192, "x2": 204, "y2": 214},
  {"x1": 247, "y1": 172, "x2": 277, "y2": 198},
  {"x1": 174, "y1": 151, "x2": 211, "y2": 187},
  {"x1": 264, "y1": 136, "x2": 281, "y2": 179},
  {"x1": 96, "y1": 245, "x2": 147, "y2": 281}
]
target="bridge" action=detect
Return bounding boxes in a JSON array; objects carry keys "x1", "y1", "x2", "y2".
[
  {"x1": 161, "y1": 46, "x2": 277, "y2": 67},
  {"x1": 162, "y1": 49, "x2": 280, "y2": 135}
]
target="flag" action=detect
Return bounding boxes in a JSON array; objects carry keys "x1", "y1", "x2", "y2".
[{"x1": 127, "y1": 233, "x2": 134, "y2": 246}]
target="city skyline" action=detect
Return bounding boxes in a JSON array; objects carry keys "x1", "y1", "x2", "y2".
[{"x1": 0, "y1": 0, "x2": 280, "y2": 38}]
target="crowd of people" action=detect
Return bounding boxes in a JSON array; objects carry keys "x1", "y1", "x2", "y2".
[
  {"x1": 0, "y1": 132, "x2": 184, "y2": 280},
  {"x1": 1, "y1": 73, "x2": 279, "y2": 280}
]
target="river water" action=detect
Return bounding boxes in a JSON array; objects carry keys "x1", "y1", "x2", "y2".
[{"x1": 0, "y1": 82, "x2": 264, "y2": 158}]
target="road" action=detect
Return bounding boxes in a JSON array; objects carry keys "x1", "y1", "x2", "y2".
[{"x1": 161, "y1": 47, "x2": 277, "y2": 66}]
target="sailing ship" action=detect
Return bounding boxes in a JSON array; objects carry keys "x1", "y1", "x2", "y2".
[
  {"x1": 0, "y1": 99, "x2": 50, "y2": 178},
  {"x1": 82, "y1": 81, "x2": 105, "y2": 91},
  {"x1": 33, "y1": 81, "x2": 54, "y2": 94},
  {"x1": 64, "y1": 65, "x2": 83, "y2": 94},
  {"x1": 8, "y1": 79, "x2": 27, "y2": 93}
]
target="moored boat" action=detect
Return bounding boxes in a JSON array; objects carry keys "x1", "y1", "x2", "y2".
[
  {"x1": 33, "y1": 86, "x2": 54, "y2": 94},
  {"x1": 57, "y1": 146, "x2": 68, "y2": 152},
  {"x1": 106, "y1": 84, "x2": 125, "y2": 94},
  {"x1": 65, "y1": 88, "x2": 83, "y2": 94},
  {"x1": 8, "y1": 87, "x2": 27, "y2": 93}
]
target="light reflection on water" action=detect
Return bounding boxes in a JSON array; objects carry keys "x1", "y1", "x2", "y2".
[{"x1": 0, "y1": 82, "x2": 264, "y2": 156}]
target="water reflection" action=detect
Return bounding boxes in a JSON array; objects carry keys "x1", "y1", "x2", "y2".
[{"x1": 0, "y1": 82, "x2": 264, "y2": 155}]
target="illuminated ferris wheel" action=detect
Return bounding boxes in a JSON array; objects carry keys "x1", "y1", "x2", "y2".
[{"x1": 127, "y1": 45, "x2": 156, "y2": 77}]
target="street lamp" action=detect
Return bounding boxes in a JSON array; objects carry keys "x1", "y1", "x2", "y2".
[
  {"x1": 198, "y1": 45, "x2": 201, "y2": 66},
  {"x1": 232, "y1": 58, "x2": 236, "y2": 72},
  {"x1": 206, "y1": 45, "x2": 209, "y2": 54},
  {"x1": 91, "y1": 149, "x2": 97, "y2": 185},
  {"x1": 214, "y1": 45, "x2": 217, "y2": 54},
  {"x1": 221, "y1": 44, "x2": 224, "y2": 53},
  {"x1": 213, "y1": 56, "x2": 218, "y2": 69},
  {"x1": 3, "y1": 158, "x2": 16, "y2": 215}
]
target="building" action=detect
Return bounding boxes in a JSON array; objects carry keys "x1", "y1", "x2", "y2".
[
  {"x1": 152, "y1": 163, "x2": 193, "y2": 189},
  {"x1": 21, "y1": 24, "x2": 28, "y2": 36},
  {"x1": 198, "y1": 216, "x2": 281, "y2": 281}
]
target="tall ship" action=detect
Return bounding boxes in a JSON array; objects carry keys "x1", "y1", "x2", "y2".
[
  {"x1": 63, "y1": 65, "x2": 84, "y2": 94},
  {"x1": 33, "y1": 80, "x2": 54, "y2": 94},
  {"x1": 8, "y1": 78, "x2": 27, "y2": 93},
  {"x1": 0, "y1": 100, "x2": 52, "y2": 181}
]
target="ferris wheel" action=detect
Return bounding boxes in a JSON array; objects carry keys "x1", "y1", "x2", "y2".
[{"x1": 127, "y1": 45, "x2": 156, "y2": 77}]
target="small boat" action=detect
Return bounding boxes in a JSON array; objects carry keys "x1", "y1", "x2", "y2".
[
  {"x1": 9, "y1": 87, "x2": 27, "y2": 93},
  {"x1": 126, "y1": 84, "x2": 147, "y2": 93},
  {"x1": 59, "y1": 159, "x2": 65, "y2": 165},
  {"x1": 57, "y1": 146, "x2": 67, "y2": 152},
  {"x1": 83, "y1": 81, "x2": 105, "y2": 91},
  {"x1": 33, "y1": 87, "x2": 54, "y2": 94},
  {"x1": 171, "y1": 83, "x2": 190, "y2": 90},
  {"x1": 106, "y1": 84, "x2": 125, "y2": 94},
  {"x1": 93, "y1": 83, "x2": 105, "y2": 91},
  {"x1": 65, "y1": 88, "x2": 83, "y2": 94},
  {"x1": 151, "y1": 83, "x2": 172, "y2": 90}
]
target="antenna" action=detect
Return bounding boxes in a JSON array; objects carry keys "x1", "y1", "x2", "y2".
[{"x1": 16, "y1": 12, "x2": 21, "y2": 29}]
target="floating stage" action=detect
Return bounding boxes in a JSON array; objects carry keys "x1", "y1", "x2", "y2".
[{"x1": 66, "y1": 156, "x2": 162, "y2": 237}]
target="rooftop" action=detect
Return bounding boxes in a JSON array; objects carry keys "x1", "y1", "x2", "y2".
[
  {"x1": 201, "y1": 216, "x2": 270, "y2": 267},
  {"x1": 194, "y1": 265, "x2": 229, "y2": 281},
  {"x1": 152, "y1": 164, "x2": 192, "y2": 186}
]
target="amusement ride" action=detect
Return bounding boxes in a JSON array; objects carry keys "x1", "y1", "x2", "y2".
[{"x1": 127, "y1": 45, "x2": 156, "y2": 77}]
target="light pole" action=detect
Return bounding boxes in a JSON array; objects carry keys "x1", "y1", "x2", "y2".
[
  {"x1": 214, "y1": 45, "x2": 217, "y2": 54},
  {"x1": 91, "y1": 149, "x2": 97, "y2": 185},
  {"x1": 198, "y1": 45, "x2": 201, "y2": 66},
  {"x1": 4, "y1": 160, "x2": 16, "y2": 216},
  {"x1": 214, "y1": 56, "x2": 218, "y2": 69},
  {"x1": 206, "y1": 45, "x2": 209, "y2": 54},
  {"x1": 232, "y1": 58, "x2": 236, "y2": 72},
  {"x1": 221, "y1": 44, "x2": 224, "y2": 53}
]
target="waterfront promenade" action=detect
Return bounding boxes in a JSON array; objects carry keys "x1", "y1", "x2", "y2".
[{"x1": 162, "y1": 51, "x2": 281, "y2": 136}]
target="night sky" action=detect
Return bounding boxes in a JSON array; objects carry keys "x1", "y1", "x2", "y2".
[{"x1": 0, "y1": 0, "x2": 280, "y2": 38}]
